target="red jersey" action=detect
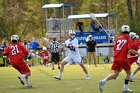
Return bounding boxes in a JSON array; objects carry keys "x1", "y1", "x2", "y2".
[
  {"x1": 3, "y1": 42, "x2": 28, "y2": 62},
  {"x1": 113, "y1": 34, "x2": 133, "y2": 59},
  {"x1": 40, "y1": 51, "x2": 49, "y2": 59}
]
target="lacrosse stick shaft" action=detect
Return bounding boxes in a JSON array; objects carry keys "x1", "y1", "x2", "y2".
[{"x1": 90, "y1": 13, "x2": 110, "y2": 37}]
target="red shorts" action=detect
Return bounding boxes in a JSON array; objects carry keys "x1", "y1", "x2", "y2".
[
  {"x1": 11, "y1": 60, "x2": 30, "y2": 74},
  {"x1": 128, "y1": 56, "x2": 138, "y2": 65},
  {"x1": 112, "y1": 58, "x2": 131, "y2": 71}
]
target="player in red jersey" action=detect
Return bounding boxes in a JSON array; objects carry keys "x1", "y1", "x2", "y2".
[
  {"x1": 40, "y1": 47, "x2": 49, "y2": 66},
  {"x1": 128, "y1": 32, "x2": 139, "y2": 65},
  {"x1": 3, "y1": 35, "x2": 32, "y2": 88},
  {"x1": 98, "y1": 25, "x2": 140, "y2": 92},
  {"x1": 129, "y1": 34, "x2": 140, "y2": 81}
]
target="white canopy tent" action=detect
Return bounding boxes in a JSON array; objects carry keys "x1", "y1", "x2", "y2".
[
  {"x1": 42, "y1": 4, "x2": 72, "y2": 19},
  {"x1": 67, "y1": 13, "x2": 118, "y2": 38},
  {"x1": 67, "y1": 13, "x2": 111, "y2": 19}
]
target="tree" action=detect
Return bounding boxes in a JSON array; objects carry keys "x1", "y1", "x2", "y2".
[{"x1": 135, "y1": 0, "x2": 140, "y2": 35}]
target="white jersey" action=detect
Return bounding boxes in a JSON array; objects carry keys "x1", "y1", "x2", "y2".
[
  {"x1": 64, "y1": 38, "x2": 82, "y2": 64},
  {"x1": 65, "y1": 38, "x2": 80, "y2": 56}
]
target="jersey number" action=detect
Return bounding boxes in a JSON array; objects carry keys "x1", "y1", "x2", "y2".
[
  {"x1": 11, "y1": 45, "x2": 19, "y2": 55},
  {"x1": 116, "y1": 40, "x2": 127, "y2": 50}
]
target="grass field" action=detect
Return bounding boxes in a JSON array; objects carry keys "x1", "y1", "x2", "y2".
[{"x1": 0, "y1": 64, "x2": 140, "y2": 93}]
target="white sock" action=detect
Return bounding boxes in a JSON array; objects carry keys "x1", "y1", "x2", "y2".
[
  {"x1": 124, "y1": 84, "x2": 128, "y2": 88},
  {"x1": 102, "y1": 78, "x2": 107, "y2": 83},
  {"x1": 20, "y1": 74, "x2": 26, "y2": 79},
  {"x1": 86, "y1": 74, "x2": 90, "y2": 77},
  {"x1": 58, "y1": 72, "x2": 62, "y2": 78},
  {"x1": 26, "y1": 79, "x2": 30, "y2": 86},
  {"x1": 131, "y1": 73, "x2": 134, "y2": 77}
]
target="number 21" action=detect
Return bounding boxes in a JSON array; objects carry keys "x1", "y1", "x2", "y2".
[{"x1": 11, "y1": 45, "x2": 19, "y2": 55}]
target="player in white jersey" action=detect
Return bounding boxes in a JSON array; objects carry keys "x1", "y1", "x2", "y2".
[{"x1": 54, "y1": 30, "x2": 90, "y2": 80}]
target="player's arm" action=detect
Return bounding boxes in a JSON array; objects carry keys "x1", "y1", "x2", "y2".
[{"x1": 128, "y1": 49, "x2": 140, "y2": 56}]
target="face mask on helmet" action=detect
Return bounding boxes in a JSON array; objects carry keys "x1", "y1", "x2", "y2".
[
  {"x1": 69, "y1": 30, "x2": 76, "y2": 39},
  {"x1": 129, "y1": 32, "x2": 136, "y2": 39}
]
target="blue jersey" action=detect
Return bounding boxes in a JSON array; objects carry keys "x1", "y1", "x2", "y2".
[{"x1": 29, "y1": 41, "x2": 39, "y2": 50}]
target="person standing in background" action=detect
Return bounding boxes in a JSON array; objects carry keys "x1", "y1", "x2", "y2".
[
  {"x1": 49, "y1": 37, "x2": 60, "y2": 70},
  {"x1": 76, "y1": 21, "x2": 84, "y2": 32},
  {"x1": 86, "y1": 35, "x2": 97, "y2": 67}
]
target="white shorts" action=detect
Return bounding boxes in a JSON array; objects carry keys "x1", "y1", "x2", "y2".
[{"x1": 63, "y1": 55, "x2": 82, "y2": 64}]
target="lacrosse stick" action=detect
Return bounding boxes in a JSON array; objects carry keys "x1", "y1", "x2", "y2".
[{"x1": 89, "y1": 13, "x2": 110, "y2": 37}]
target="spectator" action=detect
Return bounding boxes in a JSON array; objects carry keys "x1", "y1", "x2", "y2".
[
  {"x1": 51, "y1": 17, "x2": 59, "y2": 32},
  {"x1": 86, "y1": 35, "x2": 97, "y2": 67},
  {"x1": 90, "y1": 20, "x2": 96, "y2": 31},
  {"x1": 98, "y1": 23, "x2": 106, "y2": 32},
  {"x1": 0, "y1": 42, "x2": 8, "y2": 66},
  {"x1": 76, "y1": 21, "x2": 84, "y2": 32},
  {"x1": 29, "y1": 37, "x2": 40, "y2": 51},
  {"x1": 49, "y1": 37, "x2": 60, "y2": 70}
]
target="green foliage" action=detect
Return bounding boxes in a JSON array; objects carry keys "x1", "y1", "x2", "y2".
[
  {"x1": 0, "y1": 64, "x2": 140, "y2": 93},
  {"x1": 0, "y1": 0, "x2": 140, "y2": 41}
]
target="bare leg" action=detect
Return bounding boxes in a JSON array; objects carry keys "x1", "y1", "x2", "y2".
[
  {"x1": 93, "y1": 52, "x2": 97, "y2": 66},
  {"x1": 130, "y1": 64, "x2": 140, "y2": 79},
  {"x1": 99, "y1": 70, "x2": 120, "y2": 92},
  {"x1": 88, "y1": 52, "x2": 91, "y2": 66},
  {"x1": 52, "y1": 62, "x2": 55, "y2": 70},
  {"x1": 79, "y1": 63, "x2": 90, "y2": 79},
  {"x1": 54, "y1": 61, "x2": 68, "y2": 80}
]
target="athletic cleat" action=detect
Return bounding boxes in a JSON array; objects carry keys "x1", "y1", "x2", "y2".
[
  {"x1": 123, "y1": 87, "x2": 133, "y2": 92},
  {"x1": 18, "y1": 76, "x2": 24, "y2": 85},
  {"x1": 86, "y1": 76, "x2": 90, "y2": 80},
  {"x1": 99, "y1": 80, "x2": 106, "y2": 92},
  {"x1": 54, "y1": 76, "x2": 61, "y2": 80},
  {"x1": 26, "y1": 84, "x2": 32, "y2": 88}
]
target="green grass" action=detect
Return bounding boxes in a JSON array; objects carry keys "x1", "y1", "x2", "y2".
[{"x1": 0, "y1": 64, "x2": 140, "y2": 93}]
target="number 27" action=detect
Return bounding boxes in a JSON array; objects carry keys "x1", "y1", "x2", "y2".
[{"x1": 116, "y1": 40, "x2": 127, "y2": 50}]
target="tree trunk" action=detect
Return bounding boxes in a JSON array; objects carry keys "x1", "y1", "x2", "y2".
[
  {"x1": 126, "y1": 0, "x2": 135, "y2": 31},
  {"x1": 135, "y1": 0, "x2": 140, "y2": 34}
]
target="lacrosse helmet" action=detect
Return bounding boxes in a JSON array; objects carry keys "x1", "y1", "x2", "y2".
[
  {"x1": 11, "y1": 35, "x2": 19, "y2": 42},
  {"x1": 121, "y1": 25, "x2": 130, "y2": 32},
  {"x1": 129, "y1": 32, "x2": 136, "y2": 39},
  {"x1": 69, "y1": 30, "x2": 76, "y2": 39}
]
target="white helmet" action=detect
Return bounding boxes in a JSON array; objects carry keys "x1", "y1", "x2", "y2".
[
  {"x1": 43, "y1": 47, "x2": 47, "y2": 51},
  {"x1": 129, "y1": 32, "x2": 136, "y2": 39},
  {"x1": 121, "y1": 25, "x2": 130, "y2": 32},
  {"x1": 69, "y1": 30, "x2": 76, "y2": 39},
  {"x1": 11, "y1": 35, "x2": 19, "y2": 41}
]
